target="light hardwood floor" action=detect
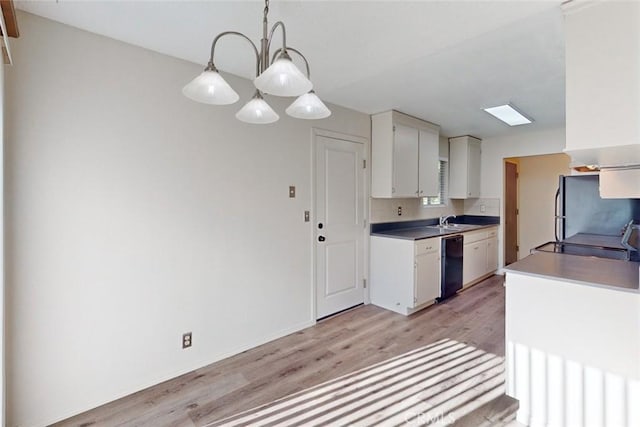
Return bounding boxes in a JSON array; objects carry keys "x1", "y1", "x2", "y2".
[{"x1": 55, "y1": 275, "x2": 505, "y2": 427}]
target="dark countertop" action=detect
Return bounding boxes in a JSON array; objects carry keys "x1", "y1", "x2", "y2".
[
  {"x1": 371, "y1": 223, "x2": 499, "y2": 240},
  {"x1": 370, "y1": 215, "x2": 500, "y2": 241},
  {"x1": 505, "y1": 251, "x2": 639, "y2": 293}
]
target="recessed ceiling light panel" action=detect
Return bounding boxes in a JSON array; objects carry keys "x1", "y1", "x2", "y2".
[{"x1": 483, "y1": 104, "x2": 532, "y2": 126}]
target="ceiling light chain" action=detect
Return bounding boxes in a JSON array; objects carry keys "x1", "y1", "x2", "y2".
[{"x1": 182, "y1": 0, "x2": 331, "y2": 124}]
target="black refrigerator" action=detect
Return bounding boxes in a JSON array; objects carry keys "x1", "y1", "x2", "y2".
[{"x1": 555, "y1": 174, "x2": 640, "y2": 242}]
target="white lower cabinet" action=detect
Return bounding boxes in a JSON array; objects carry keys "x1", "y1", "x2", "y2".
[
  {"x1": 463, "y1": 239, "x2": 487, "y2": 286},
  {"x1": 370, "y1": 226, "x2": 499, "y2": 315},
  {"x1": 415, "y1": 240, "x2": 441, "y2": 307},
  {"x1": 462, "y1": 226, "x2": 498, "y2": 288},
  {"x1": 371, "y1": 236, "x2": 441, "y2": 315},
  {"x1": 486, "y1": 237, "x2": 498, "y2": 273}
]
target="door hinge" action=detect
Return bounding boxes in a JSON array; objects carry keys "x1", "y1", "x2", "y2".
[
  {"x1": 363, "y1": 159, "x2": 366, "y2": 169},
  {"x1": 363, "y1": 278, "x2": 367, "y2": 288},
  {"x1": 516, "y1": 245, "x2": 519, "y2": 252},
  {"x1": 516, "y1": 208, "x2": 519, "y2": 215}
]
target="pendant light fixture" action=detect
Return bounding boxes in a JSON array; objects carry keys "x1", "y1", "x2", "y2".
[
  {"x1": 236, "y1": 91, "x2": 279, "y2": 124},
  {"x1": 182, "y1": 65, "x2": 239, "y2": 105},
  {"x1": 182, "y1": 0, "x2": 331, "y2": 124},
  {"x1": 285, "y1": 90, "x2": 331, "y2": 119}
]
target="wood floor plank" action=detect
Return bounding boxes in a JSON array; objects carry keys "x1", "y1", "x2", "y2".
[{"x1": 55, "y1": 275, "x2": 505, "y2": 427}]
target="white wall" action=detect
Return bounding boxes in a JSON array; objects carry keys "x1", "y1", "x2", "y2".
[
  {"x1": 4, "y1": 12, "x2": 370, "y2": 427},
  {"x1": 370, "y1": 198, "x2": 463, "y2": 223},
  {"x1": 480, "y1": 127, "x2": 566, "y2": 268},
  {"x1": 517, "y1": 154, "x2": 570, "y2": 258}
]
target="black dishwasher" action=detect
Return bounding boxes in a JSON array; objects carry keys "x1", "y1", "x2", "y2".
[{"x1": 438, "y1": 235, "x2": 463, "y2": 301}]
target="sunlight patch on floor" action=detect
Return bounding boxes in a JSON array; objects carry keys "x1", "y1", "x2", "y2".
[{"x1": 206, "y1": 339, "x2": 505, "y2": 427}]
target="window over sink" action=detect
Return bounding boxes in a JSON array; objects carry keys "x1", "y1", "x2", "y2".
[{"x1": 423, "y1": 159, "x2": 448, "y2": 207}]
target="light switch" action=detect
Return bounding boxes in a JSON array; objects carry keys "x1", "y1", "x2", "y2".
[
  {"x1": 304, "y1": 211, "x2": 310, "y2": 222},
  {"x1": 289, "y1": 186, "x2": 296, "y2": 198}
]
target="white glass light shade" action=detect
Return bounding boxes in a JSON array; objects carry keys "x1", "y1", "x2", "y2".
[
  {"x1": 182, "y1": 70, "x2": 239, "y2": 105},
  {"x1": 286, "y1": 91, "x2": 331, "y2": 119},
  {"x1": 254, "y1": 56, "x2": 313, "y2": 97},
  {"x1": 235, "y1": 93, "x2": 279, "y2": 124}
]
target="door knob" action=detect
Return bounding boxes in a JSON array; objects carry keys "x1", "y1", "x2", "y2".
[{"x1": 318, "y1": 236, "x2": 326, "y2": 242}]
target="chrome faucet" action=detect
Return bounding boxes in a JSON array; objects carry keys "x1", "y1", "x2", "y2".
[{"x1": 439, "y1": 215, "x2": 456, "y2": 227}]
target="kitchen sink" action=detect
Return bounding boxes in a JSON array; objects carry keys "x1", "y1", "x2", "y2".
[
  {"x1": 441, "y1": 223, "x2": 479, "y2": 230},
  {"x1": 424, "y1": 224, "x2": 480, "y2": 232}
]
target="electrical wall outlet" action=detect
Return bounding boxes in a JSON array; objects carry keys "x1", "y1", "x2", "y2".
[
  {"x1": 182, "y1": 332, "x2": 192, "y2": 349},
  {"x1": 397, "y1": 206, "x2": 402, "y2": 216},
  {"x1": 480, "y1": 204, "x2": 486, "y2": 213}
]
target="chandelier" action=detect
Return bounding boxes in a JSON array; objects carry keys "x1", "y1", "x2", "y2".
[{"x1": 182, "y1": 0, "x2": 331, "y2": 124}]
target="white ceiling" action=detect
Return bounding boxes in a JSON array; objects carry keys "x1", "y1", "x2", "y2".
[{"x1": 17, "y1": 0, "x2": 566, "y2": 138}]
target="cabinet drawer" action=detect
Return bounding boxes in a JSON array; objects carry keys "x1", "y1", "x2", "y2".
[
  {"x1": 415, "y1": 237, "x2": 440, "y2": 255},
  {"x1": 487, "y1": 227, "x2": 498, "y2": 238},
  {"x1": 463, "y1": 229, "x2": 488, "y2": 244}
]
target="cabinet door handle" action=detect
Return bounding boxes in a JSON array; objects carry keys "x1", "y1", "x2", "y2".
[{"x1": 474, "y1": 246, "x2": 479, "y2": 250}]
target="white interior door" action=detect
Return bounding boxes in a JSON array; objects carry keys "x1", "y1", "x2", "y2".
[{"x1": 315, "y1": 134, "x2": 365, "y2": 319}]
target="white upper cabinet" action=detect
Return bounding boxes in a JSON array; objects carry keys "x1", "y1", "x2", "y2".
[
  {"x1": 392, "y1": 124, "x2": 420, "y2": 197},
  {"x1": 419, "y1": 129, "x2": 440, "y2": 197},
  {"x1": 563, "y1": 0, "x2": 640, "y2": 167},
  {"x1": 371, "y1": 110, "x2": 440, "y2": 198},
  {"x1": 448, "y1": 136, "x2": 481, "y2": 199}
]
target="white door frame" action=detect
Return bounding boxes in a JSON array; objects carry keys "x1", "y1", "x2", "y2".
[{"x1": 311, "y1": 128, "x2": 370, "y2": 321}]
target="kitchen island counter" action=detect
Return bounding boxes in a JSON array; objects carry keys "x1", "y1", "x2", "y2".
[
  {"x1": 504, "y1": 251, "x2": 639, "y2": 293},
  {"x1": 504, "y1": 253, "x2": 640, "y2": 425}
]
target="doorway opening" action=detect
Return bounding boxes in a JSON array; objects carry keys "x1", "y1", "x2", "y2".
[
  {"x1": 504, "y1": 153, "x2": 570, "y2": 263},
  {"x1": 504, "y1": 161, "x2": 518, "y2": 265}
]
